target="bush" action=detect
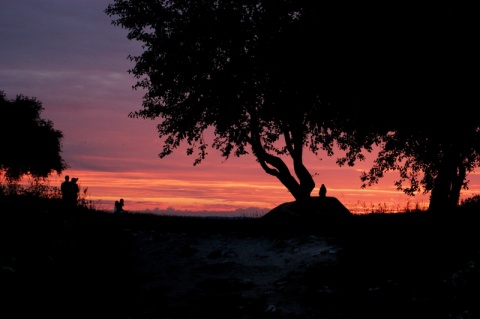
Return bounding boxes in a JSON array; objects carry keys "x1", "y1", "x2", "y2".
[
  {"x1": 0, "y1": 179, "x2": 94, "y2": 211},
  {"x1": 459, "y1": 194, "x2": 480, "y2": 211}
]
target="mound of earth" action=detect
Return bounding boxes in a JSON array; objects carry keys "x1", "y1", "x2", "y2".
[{"x1": 261, "y1": 196, "x2": 352, "y2": 226}]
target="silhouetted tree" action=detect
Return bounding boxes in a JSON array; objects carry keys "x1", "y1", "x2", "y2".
[
  {"x1": 355, "y1": 11, "x2": 479, "y2": 212},
  {"x1": 106, "y1": 1, "x2": 477, "y2": 211},
  {"x1": 0, "y1": 91, "x2": 67, "y2": 182},
  {"x1": 105, "y1": 1, "x2": 383, "y2": 203},
  {"x1": 360, "y1": 113, "x2": 480, "y2": 212}
]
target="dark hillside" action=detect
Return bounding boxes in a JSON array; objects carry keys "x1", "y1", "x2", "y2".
[
  {"x1": 1, "y1": 197, "x2": 479, "y2": 318},
  {"x1": 308, "y1": 210, "x2": 480, "y2": 319}
]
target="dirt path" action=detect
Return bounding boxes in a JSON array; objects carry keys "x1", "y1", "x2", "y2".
[{"x1": 127, "y1": 230, "x2": 340, "y2": 318}]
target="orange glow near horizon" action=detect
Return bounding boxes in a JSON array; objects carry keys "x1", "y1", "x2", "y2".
[
  {"x1": 6, "y1": 142, "x2": 480, "y2": 217},
  {"x1": 38, "y1": 163, "x2": 480, "y2": 217}
]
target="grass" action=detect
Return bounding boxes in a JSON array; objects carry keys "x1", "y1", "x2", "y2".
[{"x1": 1, "y1": 193, "x2": 480, "y2": 318}]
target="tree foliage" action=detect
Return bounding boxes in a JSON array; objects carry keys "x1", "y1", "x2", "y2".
[
  {"x1": 0, "y1": 91, "x2": 68, "y2": 182},
  {"x1": 361, "y1": 113, "x2": 480, "y2": 211},
  {"x1": 357, "y1": 10, "x2": 479, "y2": 211},
  {"x1": 106, "y1": 1, "x2": 478, "y2": 210},
  {"x1": 105, "y1": 1, "x2": 381, "y2": 202}
]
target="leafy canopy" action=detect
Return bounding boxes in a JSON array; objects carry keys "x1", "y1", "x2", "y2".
[
  {"x1": 105, "y1": 1, "x2": 388, "y2": 202},
  {"x1": 0, "y1": 91, "x2": 67, "y2": 182},
  {"x1": 105, "y1": 2, "x2": 383, "y2": 158}
]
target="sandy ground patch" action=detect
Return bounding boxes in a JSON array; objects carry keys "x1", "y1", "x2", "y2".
[{"x1": 128, "y1": 230, "x2": 340, "y2": 317}]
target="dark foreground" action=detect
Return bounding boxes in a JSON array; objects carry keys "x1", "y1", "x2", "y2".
[{"x1": 1, "y1": 205, "x2": 480, "y2": 319}]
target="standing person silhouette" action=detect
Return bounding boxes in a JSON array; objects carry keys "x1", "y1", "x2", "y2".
[
  {"x1": 70, "y1": 177, "x2": 80, "y2": 208},
  {"x1": 114, "y1": 198, "x2": 126, "y2": 213},
  {"x1": 61, "y1": 175, "x2": 71, "y2": 207},
  {"x1": 114, "y1": 201, "x2": 119, "y2": 213}
]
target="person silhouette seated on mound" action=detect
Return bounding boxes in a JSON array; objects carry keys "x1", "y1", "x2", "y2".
[
  {"x1": 319, "y1": 184, "x2": 327, "y2": 198},
  {"x1": 114, "y1": 198, "x2": 126, "y2": 213}
]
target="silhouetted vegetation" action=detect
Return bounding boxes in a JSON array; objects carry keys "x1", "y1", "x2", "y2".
[
  {"x1": 105, "y1": 1, "x2": 384, "y2": 205},
  {"x1": 0, "y1": 91, "x2": 67, "y2": 182},
  {"x1": 359, "y1": 111, "x2": 480, "y2": 213},
  {"x1": 105, "y1": 2, "x2": 478, "y2": 213}
]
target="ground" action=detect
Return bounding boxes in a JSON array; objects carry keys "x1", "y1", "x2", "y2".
[
  {"x1": 2, "y1": 207, "x2": 480, "y2": 318},
  {"x1": 129, "y1": 230, "x2": 340, "y2": 318}
]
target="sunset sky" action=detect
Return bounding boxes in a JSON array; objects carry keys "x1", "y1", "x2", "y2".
[{"x1": 2, "y1": 1, "x2": 479, "y2": 216}]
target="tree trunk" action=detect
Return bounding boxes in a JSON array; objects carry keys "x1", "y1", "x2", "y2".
[
  {"x1": 249, "y1": 116, "x2": 315, "y2": 203},
  {"x1": 251, "y1": 142, "x2": 314, "y2": 202},
  {"x1": 449, "y1": 163, "x2": 465, "y2": 208},
  {"x1": 428, "y1": 156, "x2": 461, "y2": 212},
  {"x1": 283, "y1": 120, "x2": 315, "y2": 201},
  {"x1": 255, "y1": 150, "x2": 314, "y2": 201},
  {"x1": 291, "y1": 151, "x2": 315, "y2": 201}
]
